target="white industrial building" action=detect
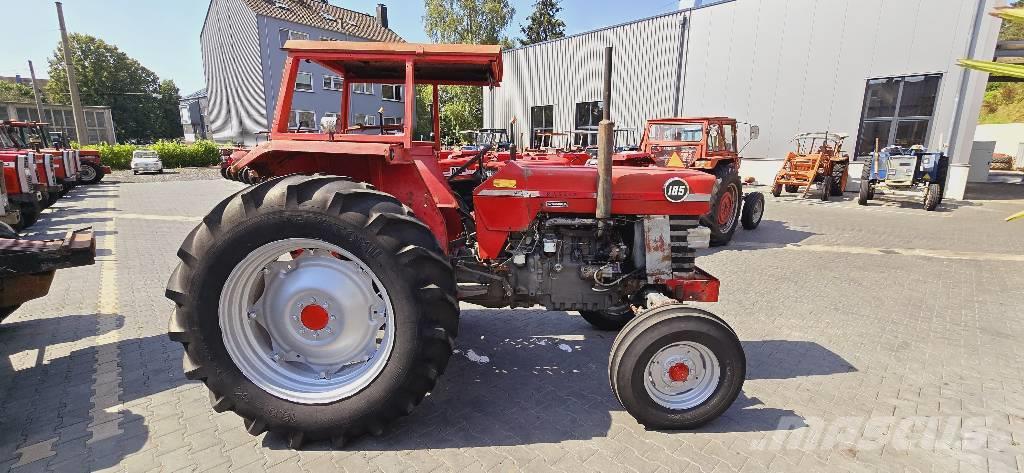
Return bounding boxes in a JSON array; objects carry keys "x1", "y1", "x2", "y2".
[{"x1": 484, "y1": 0, "x2": 1008, "y2": 199}]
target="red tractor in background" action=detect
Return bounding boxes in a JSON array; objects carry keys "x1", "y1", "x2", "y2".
[
  {"x1": 46, "y1": 128, "x2": 110, "y2": 184},
  {"x1": 615, "y1": 117, "x2": 764, "y2": 246},
  {"x1": 167, "y1": 42, "x2": 747, "y2": 448},
  {"x1": 0, "y1": 123, "x2": 50, "y2": 229}
]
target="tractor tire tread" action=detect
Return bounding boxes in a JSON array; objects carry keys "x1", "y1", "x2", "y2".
[{"x1": 165, "y1": 175, "x2": 458, "y2": 449}]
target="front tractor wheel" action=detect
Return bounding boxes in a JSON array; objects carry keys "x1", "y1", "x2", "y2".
[
  {"x1": 166, "y1": 175, "x2": 459, "y2": 448},
  {"x1": 610, "y1": 305, "x2": 745, "y2": 430},
  {"x1": 703, "y1": 167, "x2": 742, "y2": 246}
]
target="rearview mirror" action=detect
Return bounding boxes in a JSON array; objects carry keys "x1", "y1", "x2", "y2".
[{"x1": 749, "y1": 125, "x2": 760, "y2": 141}]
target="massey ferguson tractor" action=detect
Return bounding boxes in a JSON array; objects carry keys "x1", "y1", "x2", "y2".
[{"x1": 166, "y1": 42, "x2": 745, "y2": 448}]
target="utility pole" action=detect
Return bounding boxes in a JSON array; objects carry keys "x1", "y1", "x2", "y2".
[
  {"x1": 55, "y1": 2, "x2": 88, "y2": 144},
  {"x1": 27, "y1": 60, "x2": 45, "y2": 122}
]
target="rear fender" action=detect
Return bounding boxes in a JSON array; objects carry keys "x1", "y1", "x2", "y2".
[{"x1": 232, "y1": 143, "x2": 460, "y2": 252}]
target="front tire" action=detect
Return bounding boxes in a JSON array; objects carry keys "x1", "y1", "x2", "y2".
[
  {"x1": 166, "y1": 175, "x2": 459, "y2": 448},
  {"x1": 923, "y1": 183, "x2": 942, "y2": 211},
  {"x1": 702, "y1": 167, "x2": 741, "y2": 247},
  {"x1": 740, "y1": 192, "x2": 764, "y2": 230},
  {"x1": 609, "y1": 305, "x2": 745, "y2": 430}
]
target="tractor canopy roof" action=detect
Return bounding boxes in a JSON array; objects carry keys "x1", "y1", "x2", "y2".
[
  {"x1": 793, "y1": 132, "x2": 848, "y2": 142},
  {"x1": 647, "y1": 117, "x2": 736, "y2": 124},
  {"x1": 282, "y1": 40, "x2": 503, "y2": 86}
]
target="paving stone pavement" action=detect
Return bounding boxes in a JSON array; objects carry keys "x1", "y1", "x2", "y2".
[{"x1": 1, "y1": 176, "x2": 1023, "y2": 472}]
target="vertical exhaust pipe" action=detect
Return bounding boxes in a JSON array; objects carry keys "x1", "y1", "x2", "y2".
[{"x1": 596, "y1": 47, "x2": 614, "y2": 230}]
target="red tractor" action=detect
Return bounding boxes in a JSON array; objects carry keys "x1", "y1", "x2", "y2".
[
  {"x1": 167, "y1": 42, "x2": 745, "y2": 448},
  {"x1": 47, "y1": 128, "x2": 110, "y2": 185},
  {"x1": 613, "y1": 117, "x2": 764, "y2": 246},
  {"x1": 8, "y1": 121, "x2": 82, "y2": 193},
  {"x1": 0, "y1": 123, "x2": 49, "y2": 229}
]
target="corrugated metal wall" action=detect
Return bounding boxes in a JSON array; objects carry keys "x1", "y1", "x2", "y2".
[
  {"x1": 486, "y1": 0, "x2": 994, "y2": 167},
  {"x1": 202, "y1": 0, "x2": 267, "y2": 144}
]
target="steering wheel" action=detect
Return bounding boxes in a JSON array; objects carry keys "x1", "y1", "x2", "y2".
[{"x1": 447, "y1": 144, "x2": 493, "y2": 184}]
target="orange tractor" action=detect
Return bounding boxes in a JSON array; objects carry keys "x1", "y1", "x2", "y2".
[{"x1": 771, "y1": 132, "x2": 850, "y2": 201}]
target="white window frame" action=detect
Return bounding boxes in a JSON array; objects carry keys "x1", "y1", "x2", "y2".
[
  {"x1": 289, "y1": 110, "x2": 315, "y2": 129},
  {"x1": 323, "y1": 75, "x2": 343, "y2": 91},
  {"x1": 381, "y1": 84, "x2": 403, "y2": 102},
  {"x1": 354, "y1": 114, "x2": 377, "y2": 126},
  {"x1": 287, "y1": 30, "x2": 309, "y2": 41},
  {"x1": 383, "y1": 116, "x2": 402, "y2": 126},
  {"x1": 352, "y1": 83, "x2": 374, "y2": 95},
  {"x1": 295, "y1": 72, "x2": 313, "y2": 92}
]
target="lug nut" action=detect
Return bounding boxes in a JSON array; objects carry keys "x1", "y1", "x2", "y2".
[{"x1": 270, "y1": 352, "x2": 281, "y2": 362}]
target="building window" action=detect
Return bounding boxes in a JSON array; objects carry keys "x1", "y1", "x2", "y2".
[
  {"x1": 382, "y1": 84, "x2": 403, "y2": 101},
  {"x1": 323, "y1": 112, "x2": 337, "y2": 118},
  {"x1": 352, "y1": 83, "x2": 373, "y2": 95},
  {"x1": 383, "y1": 116, "x2": 402, "y2": 125},
  {"x1": 354, "y1": 114, "x2": 377, "y2": 126},
  {"x1": 855, "y1": 74, "x2": 941, "y2": 157},
  {"x1": 323, "y1": 75, "x2": 343, "y2": 91},
  {"x1": 530, "y1": 105, "x2": 554, "y2": 148},
  {"x1": 295, "y1": 72, "x2": 313, "y2": 92},
  {"x1": 320, "y1": 36, "x2": 338, "y2": 41},
  {"x1": 15, "y1": 107, "x2": 40, "y2": 122},
  {"x1": 574, "y1": 101, "x2": 603, "y2": 147},
  {"x1": 289, "y1": 110, "x2": 315, "y2": 130}
]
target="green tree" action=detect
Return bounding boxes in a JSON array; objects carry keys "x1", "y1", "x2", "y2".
[
  {"x1": 46, "y1": 33, "x2": 179, "y2": 142},
  {"x1": 423, "y1": 0, "x2": 515, "y2": 144},
  {"x1": 155, "y1": 80, "x2": 184, "y2": 139},
  {"x1": 519, "y1": 0, "x2": 566, "y2": 46},
  {"x1": 979, "y1": 1, "x2": 1024, "y2": 123},
  {"x1": 424, "y1": 0, "x2": 516, "y2": 45},
  {"x1": 0, "y1": 81, "x2": 36, "y2": 103}
]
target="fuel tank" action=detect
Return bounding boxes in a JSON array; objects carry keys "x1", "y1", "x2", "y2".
[{"x1": 472, "y1": 161, "x2": 715, "y2": 259}]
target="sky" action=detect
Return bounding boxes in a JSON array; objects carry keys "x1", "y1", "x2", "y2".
[{"x1": 0, "y1": 0, "x2": 686, "y2": 95}]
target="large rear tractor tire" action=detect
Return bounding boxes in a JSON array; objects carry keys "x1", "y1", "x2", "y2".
[
  {"x1": 0, "y1": 222, "x2": 17, "y2": 239},
  {"x1": 580, "y1": 305, "x2": 636, "y2": 331},
  {"x1": 19, "y1": 204, "x2": 40, "y2": 229},
  {"x1": 609, "y1": 305, "x2": 745, "y2": 430},
  {"x1": 784, "y1": 185, "x2": 799, "y2": 194},
  {"x1": 166, "y1": 175, "x2": 459, "y2": 449},
  {"x1": 79, "y1": 162, "x2": 104, "y2": 184},
  {"x1": 702, "y1": 167, "x2": 742, "y2": 247}
]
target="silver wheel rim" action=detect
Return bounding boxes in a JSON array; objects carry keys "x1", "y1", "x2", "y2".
[
  {"x1": 80, "y1": 165, "x2": 96, "y2": 181},
  {"x1": 644, "y1": 341, "x2": 720, "y2": 410},
  {"x1": 219, "y1": 238, "x2": 395, "y2": 404}
]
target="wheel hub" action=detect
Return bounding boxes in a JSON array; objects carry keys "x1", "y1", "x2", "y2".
[
  {"x1": 219, "y1": 239, "x2": 394, "y2": 404},
  {"x1": 667, "y1": 362, "x2": 690, "y2": 382},
  {"x1": 645, "y1": 341, "x2": 721, "y2": 410},
  {"x1": 717, "y1": 185, "x2": 738, "y2": 231},
  {"x1": 299, "y1": 304, "x2": 329, "y2": 331},
  {"x1": 256, "y1": 250, "x2": 385, "y2": 373}
]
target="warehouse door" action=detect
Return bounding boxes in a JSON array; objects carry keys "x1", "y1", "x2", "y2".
[
  {"x1": 531, "y1": 105, "x2": 553, "y2": 148},
  {"x1": 855, "y1": 74, "x2": 942, "y2": 157}
]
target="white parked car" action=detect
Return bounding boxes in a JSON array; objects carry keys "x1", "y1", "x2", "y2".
[{"x1": 131, "y1": 150, "x2": 163, "y2": 174}]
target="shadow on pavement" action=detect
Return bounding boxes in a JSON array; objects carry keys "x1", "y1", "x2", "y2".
[
  {"x1": 260, "y1": 309, "x2": 853, "y2": 451},
  {"x1": 0, "y1": 314, "x2": 181, "y2": 470}
]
